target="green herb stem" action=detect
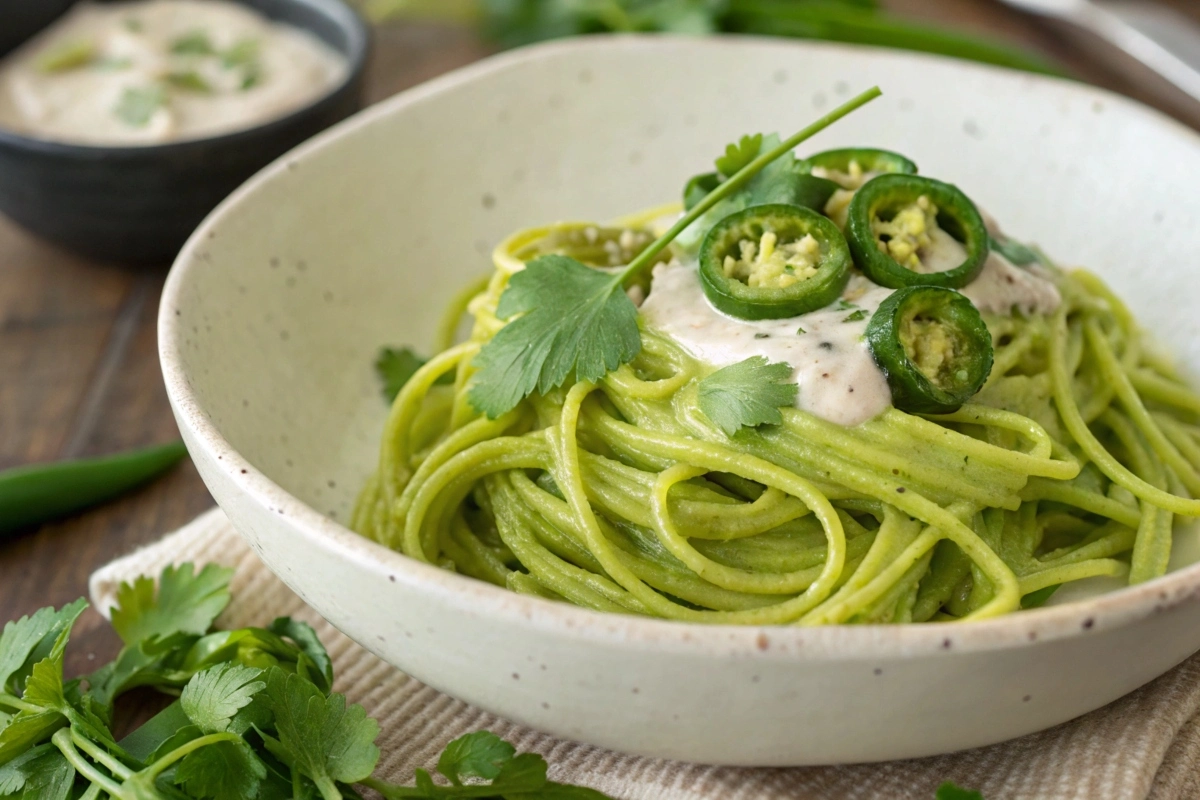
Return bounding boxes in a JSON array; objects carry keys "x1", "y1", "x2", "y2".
[
  {"x1": 143, "y1": 732, "x2": 242, "y2": 780},
  {"x1": 71, "y1": 728, "x2": 135, "y2": 780},
  {"x1": 359, "y1": 777, "x2": 429, "y2": 799},
  {"x1": 52, "y1": 729, "x2": 126, "y2": 798},
  {"x1": 79, "y1": 782, "x2": 103, "y2": 800},
  {"x1": 616, "y1": 85, "x2": 882, "y2": 287},
  {"x1": 313, "y1": 775, "x2": 343, "y2": 800},
  {"x1": 362, "y1": 776, "x2": 519, "y2": 799},
  {"x1": 0, "y1": 692, "x2": 41, "y2": 713}
]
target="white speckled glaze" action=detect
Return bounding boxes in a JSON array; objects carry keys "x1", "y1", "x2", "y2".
[{"x1": 160, "y1": 37, "x2": 1200, "y2": 766}]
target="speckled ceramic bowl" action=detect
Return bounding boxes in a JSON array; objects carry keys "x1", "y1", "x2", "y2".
[{"x1": 160, "y1": 37, "x2": 1200, "y2": 766}]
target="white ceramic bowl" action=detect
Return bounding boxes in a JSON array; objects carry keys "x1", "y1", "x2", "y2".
[{"x1": 160, "y1": 36, "x2": 1200, "y2": 766}]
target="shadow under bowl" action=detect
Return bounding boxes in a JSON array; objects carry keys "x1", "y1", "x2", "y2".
[{"x1": 0, "y1": 0, "x2": 369, "y2": 264}]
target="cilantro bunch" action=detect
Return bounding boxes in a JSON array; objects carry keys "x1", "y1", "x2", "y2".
[{"x1": 0, "y1": 564, "x2": 609, "y2": 800}]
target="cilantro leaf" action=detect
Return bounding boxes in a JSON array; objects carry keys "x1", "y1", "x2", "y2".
[
  {"x1": 0, "y1": 743, "x2": 53, "y2": 794},
  {"x1": 262, "y1": 669, "x2": 380, "y2": 793},
  {"x1": 843, "y1": 309, "x2": 869, "y2": 323},
  {"x1": 436, "y1": 731, "x2": 515, "y2": 785},
  {"x1": 181, "y1": 664, "x2": 265, "y2": 734},
  {"x1": 165, "y1": 71, "x2": 212, "y2": 93},
  {"x1": 0, "y1": 712, "x2": 66, "y2": 766},
  {"x1": 488, "y1": 751, "x2": 547, "y2": 791},
  {"x1": 714, "y1": 133, "x2": 762, "y2": 178},
  {"x1": 678, "y1": 133, "x2": 832, "y2": 250},
  {"x1": 266, "y1": 619, "x2": 332, "y2": 694},
  {"x1": 468, "y1": 256, "x2": 640, "y2": 418},
  {"x1": 21, "y1": 601, "x2": 88, "y2": 713},
  {"x1": 171, "y1": 31, "x2": 216, "y2": 55},
  {"x1": 221, "y1": 38, "x2": 260, "y2": 69},
  {"x1": 110, "y1": 563, "x2": 233, "y2": 646},
  {"x1": 35, "y1": 40, "x2": 95, "y2": 73},
  {"x1": 0, "y1": 602, "x2": 93, "y2": 764},
  {"x1": 0, "y1": 599, "x2": 86, "y2": 695},
  {"x1": 375, "y1": 348, "x2": 451, "y2": 403},
  {"x1": 84, "y1": 630, "x2": 198, "y2": 715},
  {"x1": 114, "y1": 85, "x2": 166, "y2": 127},
  {"x1": 0, "y1": 745, "x2": 74, "y2": 800},
  {"x1": 698, "y1": 357, "x2": 798, "y2": 436},
  {"x1": 174, "y1": 739, "x2": 266, "y2": 800},
  {"x1": 935, "y1": 782, "x2": 985, "y2": 800}
]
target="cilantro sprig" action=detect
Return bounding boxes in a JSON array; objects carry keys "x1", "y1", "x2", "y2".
[
  {"x1": 0, "y1": 564, "x2": 611, "y2": 800},
  {"x1": 468, "y1": 86, "x2": 882, "y2": 418}
]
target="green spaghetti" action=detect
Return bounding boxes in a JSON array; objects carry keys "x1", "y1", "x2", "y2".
[{"x1": 352, "y1": 91, "x2": 1200, "y2": 625}]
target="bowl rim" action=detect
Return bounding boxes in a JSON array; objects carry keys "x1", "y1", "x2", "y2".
[
  {"x1": 161, "y1": 34, "x2": 1200, "y2": 662},
  {"x1": 0, "y1": 0, "x2": 370, "y2": 156}
]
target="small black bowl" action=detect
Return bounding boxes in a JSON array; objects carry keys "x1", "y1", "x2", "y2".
[
  {"x1": 0, "y1": 0, "x2": 76, "y2": 57},
  {"x1": 0, "y1": 0, "x2": 369, "y2": 264}
]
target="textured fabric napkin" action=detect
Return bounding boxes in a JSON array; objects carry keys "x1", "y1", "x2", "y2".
[{"x1": 89, "y1": 509, "x2": 1200, "y2": 800}]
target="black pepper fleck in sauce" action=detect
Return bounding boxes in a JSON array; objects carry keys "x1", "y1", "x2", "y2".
[{"x1": 819, "y1": 341, "x2": 834, "y2": 351}]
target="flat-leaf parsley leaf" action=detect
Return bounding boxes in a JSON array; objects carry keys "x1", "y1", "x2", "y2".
[{"x1": 698, "y1": 357, "x2": 798, "y2": 436}]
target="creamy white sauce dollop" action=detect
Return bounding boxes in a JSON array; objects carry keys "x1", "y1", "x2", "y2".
[
  {"x1": 0, "y1": 0, "x2": 347, "y2": 145},
  {"x1": 640, "y1": 237, "x2": 1061, "y2": 427}
]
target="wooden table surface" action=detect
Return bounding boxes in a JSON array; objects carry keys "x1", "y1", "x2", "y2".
[{"x1": 2, "y1": 1, "x2": 1199, "y2": 684}]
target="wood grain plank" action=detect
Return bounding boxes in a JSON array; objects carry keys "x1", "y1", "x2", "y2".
[{"x1": 0, "y1": 217, "x2": 133, "y2": 467}]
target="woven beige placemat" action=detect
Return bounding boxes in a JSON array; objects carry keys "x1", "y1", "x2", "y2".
[{"x1": 88, "y1": 508, "x2": 1200, "y2": 800}]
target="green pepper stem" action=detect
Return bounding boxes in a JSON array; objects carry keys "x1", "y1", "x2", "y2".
[
  {"x1": 52, "y1": 729, "x2": 126, "y2": 799},
  {"x1": 71, "y1": 727, "x2": 135, "y2": 780},
  {"x1": 615, "y1": 85, "x2": 882, "y2": 288}
]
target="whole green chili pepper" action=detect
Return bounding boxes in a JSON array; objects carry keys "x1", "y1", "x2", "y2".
[
  {"x1": 846, "y1": 174, "x2": 989, "y2": 289},
  {"x1": 700, "y1": 203, "x2": 851, "y2": 320},
  {"x1": 0, "y1": 441, "x2": 188, "y2": 535},
  {"x1": 866, "y1": 286, "x2": 993, "y2": 414}
]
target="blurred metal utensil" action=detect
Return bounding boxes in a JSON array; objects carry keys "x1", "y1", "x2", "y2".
[{"x1": 1000, "y1": 0, "x2": 1200, "y2": 104}]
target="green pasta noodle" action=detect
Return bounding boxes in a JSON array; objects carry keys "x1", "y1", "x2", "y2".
[{"x1": 354, "y1": 207, "x2": 1200, "y2": 625}]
